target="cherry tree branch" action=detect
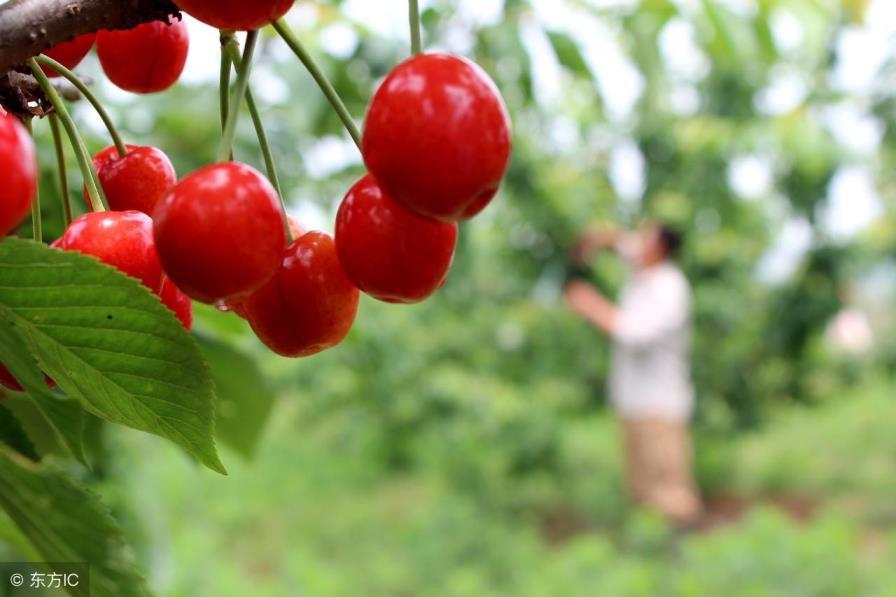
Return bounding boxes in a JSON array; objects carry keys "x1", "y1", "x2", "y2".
[
  {"x1": 0, "y1": 0, "x2": 180, "y2": 73},
  {"x1": 0, "y1": 0, "x2": 180, "y2": 115}
]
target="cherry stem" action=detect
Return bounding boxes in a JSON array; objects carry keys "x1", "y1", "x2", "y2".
[
  {"x1": 409, "y1": 0, "x2": 422, "y2": 55},
  {"x1": 34, "y1": 55, "x2": 128, "y2": 158},
  {"x1": 219, "y1": 31, "x2": 234, "y2": 132},
  {"x1": 216, "y1": 29, "x2": 259, "y2": 164},
  {"x1": 222, "y1": 39, "x2": 292, "y2": 242},
  {"x1": 272, "y1": 19, "x2": 362, "y2": 150},
  {"x1": 23, "y1": 118, "x2": 41, "y2": 242},
  {"x1": 219, "y1": 31, "x2": 235, "y2": 161},
  {"x1": 27, "y1": 58, "x2": 107, "y2": 213},
  {"x1": 48, "y1": 113, "x2": 73, "y2": 227}
]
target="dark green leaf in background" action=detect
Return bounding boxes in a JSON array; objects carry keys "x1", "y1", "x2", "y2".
[{"x1": 198, "y1": 334, "x2": 276, "y2": 460}]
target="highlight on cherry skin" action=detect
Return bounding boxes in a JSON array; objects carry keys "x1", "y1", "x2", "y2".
[
  {"x1": 88, "y1": 145, "x2": 178, "y2": 215},
  {"x1": 152, "y1": 162, "x2": 287, "y2": 305},
  {"x1": 362, "y1": 52, "x2": 513, "y2": 223},
  {"x1": 96, "y1": 17, "x2": 189, "y2": 94},
  {"x1": 0, "y1": 112, "x2": 37, "y2": 236},
  {"x1": 336, "y1": 175, "x2": 458, "y2": 304}
]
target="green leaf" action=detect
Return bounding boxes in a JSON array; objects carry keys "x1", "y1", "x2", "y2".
[
  {"x1": 0, "y1": 403, "x2": 38, "y2": 461},
  {"x1": 545, "y1": 31, "x2": 592, "y2": 79},
  {"x1": 0, "y1": 445, "x2": 149, "y2": 597},
  {"x1": 198, "y1": 334, "x2": 275, "y2": 460},
  {"x1": 0, "y1": 315, "x2": 86, "y2": 463},
  {"x1": 0, "y1": 238, "x2": 225, "y2": 474},
  {"x1": 3, "y1": 396, "x2": 70, "y2": 458}
]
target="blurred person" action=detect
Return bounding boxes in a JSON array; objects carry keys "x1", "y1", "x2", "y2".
[{"x1": 564, "y1": 222, "x2": 702, "y2": 527}]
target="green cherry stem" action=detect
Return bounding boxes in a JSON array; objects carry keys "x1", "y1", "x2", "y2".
[
  {"x1": 35, "y1": 55, "x2": 128, "y2": 158},
  {"x1": 28, "y1": 58, "x2": 107, "y2": 213},
  {"x1": 48, "y1": 113, "x2": 73, "y2": 227},
  {"x1": 272, "y1": 19, "x2": 362, "y2": 150},
  {"x1": 219, "y1": 31, "x2": 235, "y2": 131},
  {"x1": 409, "y1": 0, "x2": 422, "y2": 55},
  {"x1": 216, "y1": 29, "x2": 259, "y2": 163},
  {"x1": 23, "y1": 118, "x2": 41, "y2": 243},
  {"x1": 222, "y1": 40, "x2": 292, "y2": 242}
]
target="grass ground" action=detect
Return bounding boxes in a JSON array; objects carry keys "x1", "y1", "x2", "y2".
[{"x1": 104, "y1": 379, "x2": 896, "y2": 596}]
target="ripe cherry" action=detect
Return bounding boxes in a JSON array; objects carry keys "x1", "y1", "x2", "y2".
[
  {"x1": 220, "y1": 217, "x2": 303, "y2": 321},
  {"x1": 56, "y1": 211, "x2": 164, "y2": 293},
  {"x1": 153, "y1": 162, "x2": 286, "y2": 305},
  {"x1": 0, "y1": 112, "x2": 37, "y2": 236},
  {"x1": 41, "y1": 34, "x2": 96, "y2": 78},
  {"x1": 96, "y1": 18, "x2": 189, "y2": 94},
  {"x1": 87, "y1": 145, "x2": 177, "y2": 215},
  {"x1": 172, "y1": 0, "x2": 294, "y2": 31},
  {"x1": 336, "y1": 175, "x2": 457, "y2": 304},
  {"x1": 243, "y1": 232, "x2": 359, "y2": 358},
  {"x1": 362, "y1": 53, "x2": 512, "y2": 222},
  {"x1": 159, "y1": 277, "x2": 193, "y2": 330}
]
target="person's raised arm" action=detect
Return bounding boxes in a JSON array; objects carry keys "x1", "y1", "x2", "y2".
[{"x1": 564, "y1": 281, "x2": 619, "y2": 336}]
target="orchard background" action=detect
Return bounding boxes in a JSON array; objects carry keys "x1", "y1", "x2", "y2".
[{"x1": 1, "y1": 0, "x2": 896, "y2": 595}]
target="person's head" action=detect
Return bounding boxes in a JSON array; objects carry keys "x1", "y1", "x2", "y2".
[{"x1": 636, "y1": 221, "x2": 683, "y2": 267}]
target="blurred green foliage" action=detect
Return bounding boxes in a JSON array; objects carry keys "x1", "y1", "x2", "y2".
[{"x1": 9, "y1": 0, "x2": 896, "y2": 593}]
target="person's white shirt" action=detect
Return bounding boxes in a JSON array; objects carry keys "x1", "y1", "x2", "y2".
[{"x1": 609, "y1": 261, "x2": 694, "y2": 422}]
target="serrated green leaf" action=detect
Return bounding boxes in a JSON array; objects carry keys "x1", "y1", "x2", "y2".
[
  {"x1": 0, "y1": 403, "x2": 38, "y2": 461},
  {"x1": 0, "y1": 238, "x2": 225, "y2": 474},
  {"x1": 0, "y1": 315, "x2": 86, "y2": 463},
  {"x1": 0, "y1": 445, "x2": 149, "y2": 597},
  {"x1": 197, "y1": 335, "x2": 276, "y2": 460}
]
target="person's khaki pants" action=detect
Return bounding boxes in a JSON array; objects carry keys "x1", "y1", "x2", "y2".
[{"x1": 622, "y1": 418, "x2": 703, "y2": 526}]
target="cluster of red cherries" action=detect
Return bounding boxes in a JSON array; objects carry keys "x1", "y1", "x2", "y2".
[{"x1": 0, "y1": 1, "x2": 511, "y2": 392}]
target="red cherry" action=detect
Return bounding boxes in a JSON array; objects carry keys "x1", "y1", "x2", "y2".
[
  {"x1": 362, "y1": 53, "x2": 512, "y2": 222},
  {"x1": 228, "y1": 302, "x2": 249, "y2": 320},
  {"x1": 153, "y1": 162, "x2": 286, "y2": 305},
  {"x1": 41, "y1": 34, "x2": 96, "y2": 78},
  {"x1": 172, "y1": 0, "x2": 294, "y2": 31},
  {"x1": 86, "y1": 145, "x2": 177, "y2": 215},
  {"x1": 159, "y1": 277, "x2": 193, "y2": 330},
  {"x1": 0, "y1": 112, "x2": 37, "y2": 236},
  {"x1": 243, "y1": 232, "x2": 359, "y2": 358},
  {"x1": 336, "y1": 175, "x2": 457, "y2": 304},
  {"x1": 223, "y1": 215, "x2": 303, "y2": 320},
  {"x1": 56, "y1": 211, "x2": 164, "y2": 293},
  {"x1": 96, "y1": 18, "x2": 189, "y2": 94}
]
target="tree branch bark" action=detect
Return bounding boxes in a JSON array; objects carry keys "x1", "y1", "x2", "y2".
[{"x1": 0, "y1": 0, "x2": 181, "y2": 74}]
